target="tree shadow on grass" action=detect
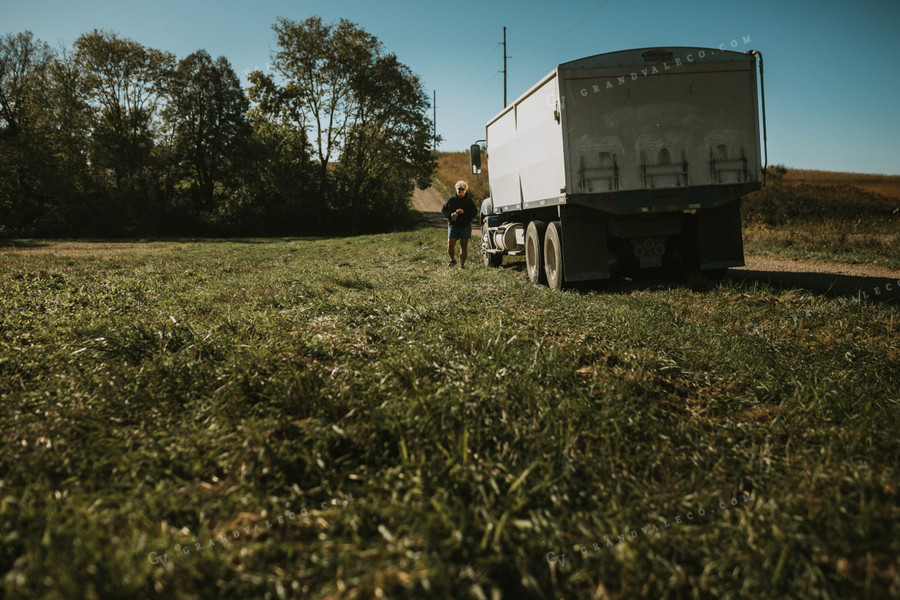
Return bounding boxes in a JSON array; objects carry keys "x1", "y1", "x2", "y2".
[
  {"x1": 412, "y1": 211, "x2": 446, "y2": 229},
  {"x1": 0, "y1": 236, "x2": 341, "y2": 251},
  {"x1": 0, "y1": 239, "x2": 51, "y2": 248}
]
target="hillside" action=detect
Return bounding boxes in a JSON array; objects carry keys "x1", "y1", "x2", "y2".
[{"x1": 784, "y1": 168, "x2": 900, "y2": 199}]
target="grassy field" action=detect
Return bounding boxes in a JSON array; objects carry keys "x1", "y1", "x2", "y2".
[{"x1": 1, "y1": 228, "x2": 898, "y2": 598}]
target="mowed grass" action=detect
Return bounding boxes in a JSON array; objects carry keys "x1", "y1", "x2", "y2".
[{"x1": 1, "y1": 233, "x2": 899, "y2": 599}]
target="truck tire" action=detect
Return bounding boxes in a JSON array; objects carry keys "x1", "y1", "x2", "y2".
[
  {"x1": 482, "y1": 227, "x2": 502, "y2": 268},
  {"x1": 525, "y1": 220, "x2": 547, "y2": 285},
  {"x1": 544, "y1": 221, "x2": 564, "y2": 290}
]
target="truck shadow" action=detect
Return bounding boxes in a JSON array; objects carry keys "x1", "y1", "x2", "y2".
[
  {"x1": 564, "y1": 267, "x2": 900, "y2": 302},
  {"x1": 728, "y1": 268, "x2": 900, "y2": 301}
]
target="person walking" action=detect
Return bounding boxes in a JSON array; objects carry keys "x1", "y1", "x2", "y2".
[{"x1": 441, "y1": 180, "x2": 477, "y2": 268}]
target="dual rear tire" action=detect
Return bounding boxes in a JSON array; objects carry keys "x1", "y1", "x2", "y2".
[
  {"x1": 525, "y1": 220, "x2": 564, "y2": 290},
  {"x1": 544, "y1": 221, "x2": 564, "y2": 290},
  {"x1": 525, "y1": 221, "x2": 546, "y2": 285}
]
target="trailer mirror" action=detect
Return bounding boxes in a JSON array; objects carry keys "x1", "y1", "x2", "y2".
[{"x1": 470, "y1": 144, "x2": 482, "y2": 174}]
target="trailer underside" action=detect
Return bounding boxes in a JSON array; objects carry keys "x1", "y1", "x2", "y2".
[{"x1": 480, "y1": 190, "x2": 750, "y2": 289}]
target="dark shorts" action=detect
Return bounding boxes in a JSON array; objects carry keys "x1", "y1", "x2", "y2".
[{"x1": 447, "y1": 223, "x2": 472, "y2": 239}]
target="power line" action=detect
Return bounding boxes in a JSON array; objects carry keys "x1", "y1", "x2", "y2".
[
  {"x1": 451, "y1": 0, "x2": 612, "y2": 122},
  {"x1": 457, "y1": 44, "x2": 500, "y2": 88},
  {"x1": 512, "y1": 0, "x2": 612, "y2": 59},
  {"x1": 457, "y1": 72, "x2": 501, "y2": 110},
  {"x1": 506, "y1": 0, "x2": 563, "y2": 38}
]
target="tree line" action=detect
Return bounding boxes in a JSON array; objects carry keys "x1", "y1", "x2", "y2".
[{"x1": 0, "y1": 17, "x2": 436, "y2": 238}]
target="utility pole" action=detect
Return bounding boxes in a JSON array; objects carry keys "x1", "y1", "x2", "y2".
[{"x1": 502, "y1": 27, "x2": 508, "y2": 107}]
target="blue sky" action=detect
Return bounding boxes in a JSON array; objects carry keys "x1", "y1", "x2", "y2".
[{"x1": 6, "y1": 0, "x2": 900, "y2": 174}]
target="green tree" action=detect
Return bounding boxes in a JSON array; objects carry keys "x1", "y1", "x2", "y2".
[
  {"x1": 335, "y1": 53, "x2": 435, "y2": 231},
  {"x1": 73, "y1": 30, "x2": 174, "y2": 232},
  {"x1": 0, "y1": 31, "x2": 53, "y2": 138},
  {"x1": 0, "y1": 31, "x2": 55, "y2": 235},
  {"x1": 252, "y1": 17, "x2": 378, "y2": 192},
  {"x1": 33, "y1": 46, "x2": 97, "y2": 234},
  {"x1": 165, "y1": 50, "x2": 250, "y2": 224},
  {"x1": 249, "y1": 16, "x2": 435, "y2": 232},
  {"x1": 44, "y1": 47, "x2": 91, "y2": 176},
  {"x1": 217, "y1": 110, "x2": 318, "y2": 235}
]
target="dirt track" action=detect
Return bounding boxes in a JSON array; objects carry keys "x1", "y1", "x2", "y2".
[
  {"x1": 732, "y1": 254, "x2": 900, "y2": 298},
  {"x1": 412, "y1": 186, "x2": 900, "y2": 298},
  {"x1": 411, "y1": 186, "x2": 449, "y2": 228},
  {"x1": 411, "y1": 186, "x2": 445, "y2": 213}
]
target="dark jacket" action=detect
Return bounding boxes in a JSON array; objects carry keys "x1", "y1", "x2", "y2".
[{"x1": 441, "y1": 192, "x2": 477, "y2": 226}]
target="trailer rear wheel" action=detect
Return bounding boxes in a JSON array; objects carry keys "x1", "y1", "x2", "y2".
[
  {"x1": 544, "y1": 221, "x2": 564, "y2": 290},
  {"x1": 525, "y1": 220, "x2": 547, "y2": 284},
  {"x1": 482, "y1": 227, "x2": 502, "y2": 268}
]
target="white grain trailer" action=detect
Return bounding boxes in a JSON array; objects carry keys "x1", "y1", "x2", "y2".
[{"x1": 473, "y1": 47, "x2": 767, "y2": 289}]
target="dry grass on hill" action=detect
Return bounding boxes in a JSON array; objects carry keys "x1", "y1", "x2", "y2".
[
  {"x1": 784, "y1": 168, "x2": 900, "y2": 200},
  {"x1": 434, "y1": 151, "x2": 490, "y2": 202}
]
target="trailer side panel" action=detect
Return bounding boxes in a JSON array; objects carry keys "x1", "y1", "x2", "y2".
[{"x1": 487, "y1": 73, "x2": 566, "y2": 214}]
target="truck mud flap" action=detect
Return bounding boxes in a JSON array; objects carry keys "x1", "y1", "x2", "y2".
[
  {"x1": 560, "y1": 205, "x2": 611, "y2": 281},
  {"x1": 695, "y1": 201, "x2": 744, "y2": 269}
]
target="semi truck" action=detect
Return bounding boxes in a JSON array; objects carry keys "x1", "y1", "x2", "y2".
[{"x1": 472, "y1": 46, "x2": 767, "y2": 289}]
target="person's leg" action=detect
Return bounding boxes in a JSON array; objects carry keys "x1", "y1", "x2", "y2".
[
  {"x1": 447, "y1": 237, "x2": 457, "y2": 265},
  {"x1": 459, "y1": 238, "x2": 469, "y2": 268}
]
